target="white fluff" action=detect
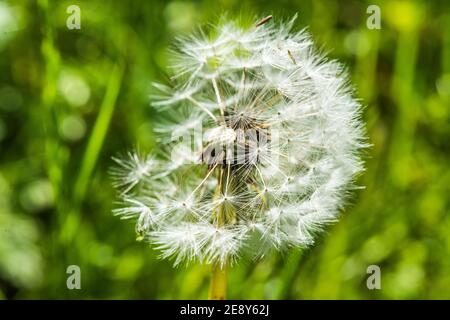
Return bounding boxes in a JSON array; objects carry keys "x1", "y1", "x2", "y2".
[{"x1": 112, "y1": 16, "x2": 367, "y2": 267}]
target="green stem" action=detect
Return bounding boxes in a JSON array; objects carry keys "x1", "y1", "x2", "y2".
[
  {"x1": 61, "y1": 63, "x2": 124, "y2": 245},
  {"x1": 208, "y1": 264, "x2": 227, "y2": 300}
]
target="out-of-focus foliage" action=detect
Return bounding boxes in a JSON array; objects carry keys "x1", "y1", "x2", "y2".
[{"x1": 0, "y1": 0, "x2": 449, "y2": 299}]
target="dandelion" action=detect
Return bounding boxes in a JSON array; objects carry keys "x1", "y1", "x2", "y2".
[{"x1": 111, "y1": 15, "x2": 367, "y2": 299}]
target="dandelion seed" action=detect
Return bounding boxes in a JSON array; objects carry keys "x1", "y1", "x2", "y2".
[{"x1": 111, "y1": 151, "x2": 158, "y2": 194}]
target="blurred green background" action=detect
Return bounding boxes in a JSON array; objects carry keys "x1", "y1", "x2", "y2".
[{"x1": 0, "y1": 0, "x2": 449, "y2": 299}]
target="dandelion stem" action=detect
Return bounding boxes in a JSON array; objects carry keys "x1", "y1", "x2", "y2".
[{"x1": 208, "y1": 264, "x2": 227, "y2": 300}]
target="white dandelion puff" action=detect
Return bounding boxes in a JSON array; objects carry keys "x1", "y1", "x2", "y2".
[{"x1": 111, "y1": 15, "x2": 367, "y2": 269}]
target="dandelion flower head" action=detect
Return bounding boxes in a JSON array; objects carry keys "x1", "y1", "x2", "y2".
[{"x1": 111, "y1": 15, "x2": 367, "y2": 267}]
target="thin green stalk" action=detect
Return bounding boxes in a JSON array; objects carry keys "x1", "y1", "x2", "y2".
[
  {"x1": 39, "y1": 0, "x2": 71, "y2": 296},
  {"x1": 389, "y1": 29, "x2": 419, "y2": 188},
  {"x1": 60, "y1": 63, "x2": 124, "y2": 244}
]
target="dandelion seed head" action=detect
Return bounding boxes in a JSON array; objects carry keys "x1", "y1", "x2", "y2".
[{"x1": 112, "y1": 15, "x2": 367, "y2": 267}]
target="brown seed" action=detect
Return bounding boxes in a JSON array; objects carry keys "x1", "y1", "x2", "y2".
[
  {"x1": 255, "y1": 15, "x2": 273, "y2": 27},
  {"x1": 288, "y1": 50, "x2": 297, "y2": 64}
]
